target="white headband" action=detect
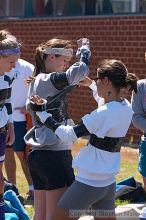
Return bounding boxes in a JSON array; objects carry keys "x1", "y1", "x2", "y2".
[{"x1": 41, "y1": 48, "x2": 73, "y2": 57}]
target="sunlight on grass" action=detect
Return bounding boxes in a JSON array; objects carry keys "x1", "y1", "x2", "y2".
[
  {"x1": 115, "y1": 199, "x2": 129, "y2": 206},
  {"x1": 116, "y1": 147, "x2": 141, "y2": 183},
  {"x1": 25, "y1": 205, "x2": 34, "y2": 218}
]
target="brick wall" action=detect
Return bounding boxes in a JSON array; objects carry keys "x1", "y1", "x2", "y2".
[{"x1": 0, "y1": 15, "x2": 146, "y2": 145}]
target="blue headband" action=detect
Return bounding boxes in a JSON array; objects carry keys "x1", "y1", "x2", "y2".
[{"x1": 0, "y1": 47, "x2": 21, "y2": 56}]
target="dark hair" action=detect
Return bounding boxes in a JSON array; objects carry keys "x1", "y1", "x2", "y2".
[{"x1": 98, "y1": 59, "x2": 138, "y2": 93}]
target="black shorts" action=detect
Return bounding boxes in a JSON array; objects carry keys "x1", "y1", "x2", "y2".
[{"x1": 28, "y1": 150, "x2": 75, "y2": 190}]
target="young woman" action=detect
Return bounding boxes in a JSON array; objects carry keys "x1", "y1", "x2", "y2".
[
  {"x1": 0, "y1": 29, "x2": 20, "y2": 220},
  {"x1": 4, "y1": 58, "x2": 34, "y2": 201},
  {"x1": 31, "y1": 59, "x2": 138, "y2": 220},
  {"x1": 24, "y1": 37, "x2": 91, "y2": 220}
]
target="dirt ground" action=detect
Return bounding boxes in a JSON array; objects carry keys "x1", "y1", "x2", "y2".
[{"x1": 120, "y1": 147, "x2": 139, "y2": 162}]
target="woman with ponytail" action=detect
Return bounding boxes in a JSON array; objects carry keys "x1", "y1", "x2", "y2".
[{"x1": 24, "y1": 37, "x2": 91, "y2": 220}]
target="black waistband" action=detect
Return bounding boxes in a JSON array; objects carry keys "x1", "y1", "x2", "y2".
[{"x1": 89, "y1": 134, "x2": 124, "y2": 152}]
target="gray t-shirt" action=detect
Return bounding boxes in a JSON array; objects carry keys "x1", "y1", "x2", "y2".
[
  {"x1": 24, "y1": 61, "x2": 89, "y2": 150},
  {"x1": 131, "y1": 79, "x2": 146, "y2": 133}
]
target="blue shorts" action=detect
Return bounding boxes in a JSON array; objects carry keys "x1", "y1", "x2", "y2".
[
  {"x1": 10, "y1": 121, "x2": 27, "y2": 152},
  {"x1": 138, "y1": 139, "x2": 146, "y2": 177}
]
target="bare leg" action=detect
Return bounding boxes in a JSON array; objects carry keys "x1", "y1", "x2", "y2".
[
  {"x1": 33, "y1": 190, "x2": 46, "y2": 220},
  {"x1": 51, "y1": 205, "x2": 77, "y2": 220},
  {"x1": 46, "y1": 187, "x2": 67, "y2": 220},
  {"x1": 4, "y1": 147, "x2": 16, "y2": 185},
  {"x1": 16, "y1": 151, "x2": 33, "y2": 186},
  {"x1": 94, "y1": 210, "x2": 116, "y2": 220},
  {"x1": 0, "y1": 163, "x2": 5, "y2": 219},
  {"x1": 0, "y1": 163, "x2": 4, "y2": 194}
]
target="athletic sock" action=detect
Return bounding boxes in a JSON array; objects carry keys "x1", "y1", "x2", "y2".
[{"x1": 29, "y1": 185, "x2": 34, "y2": 191}]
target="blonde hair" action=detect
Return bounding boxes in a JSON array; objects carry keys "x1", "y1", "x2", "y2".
[{"x1": 0, "y1": 29, "x2": 20, "y2": 57}]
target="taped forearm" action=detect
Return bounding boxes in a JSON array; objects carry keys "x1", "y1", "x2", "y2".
[
  {"x1": 36, "y1": 111, "x2": 60, "y2": 131},
  {"x1": 73, "y1": 121, "x2": 90, "y2": 137},
  {"x1": 36, "y1": 111, "x2": 78, "y2": 143},
  {"x1": 55, "y1": 121, "x2": 90, "y2": 143},
  {"x1": 76, "y1": 47, "x2": 91, "y2": 65},
  {"x1": 45, "y1": 116, "x2": 60, "y2": 131}
]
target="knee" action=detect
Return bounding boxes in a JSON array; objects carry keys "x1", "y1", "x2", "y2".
[{"x1": 51, "y1": 206, "x2": 69, "y2": 220}]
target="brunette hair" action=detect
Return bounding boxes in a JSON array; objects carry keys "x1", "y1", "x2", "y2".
[
  {"x1": 27, "y1": 38, "x2": 73, "y2": 84},
  {"x1": 97, "y1": 59, "x2": 138, "y2": 93}
]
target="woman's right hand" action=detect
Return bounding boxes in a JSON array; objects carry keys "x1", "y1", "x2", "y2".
[
  {"x1": 76, "y1": 38, "x2": 91, "y2": 62},
  {"x1": 79, "y1": 76, "x2": 93, "y2": 87},
  {"x1": 30, "y1": 95, "x2": 44, "y2": 105},
  {"x1": 77, "y1": 38, "x2": 90, "y2": 50}
]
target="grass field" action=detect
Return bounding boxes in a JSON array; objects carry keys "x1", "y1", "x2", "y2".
[{"x1": 2, "y1": 138, "x2": 142, "y2": 218}]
